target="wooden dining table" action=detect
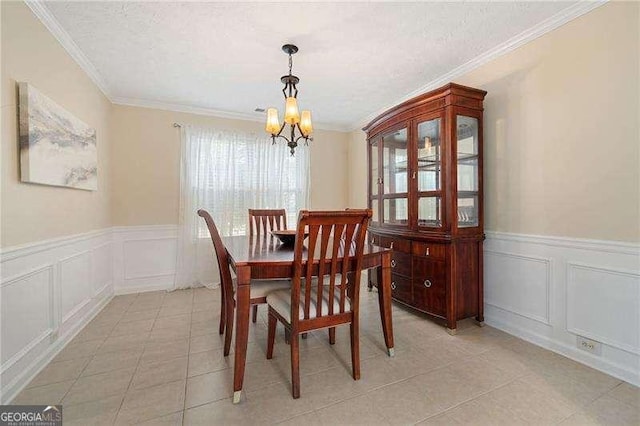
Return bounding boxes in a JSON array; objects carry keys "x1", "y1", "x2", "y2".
[{"x1": 222, "y1": 234, "x2": 395, "y2": 404}]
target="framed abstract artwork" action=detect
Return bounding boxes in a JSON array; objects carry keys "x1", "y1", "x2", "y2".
[{"x1": 18, "y1": 82, "x2": 97, "y2": 191}]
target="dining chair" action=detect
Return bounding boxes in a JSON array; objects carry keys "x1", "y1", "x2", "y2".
[
  {"x1": 247, "y1": 208, "x2": 287, "y2": 323},
  {"x1": 197, "y1": 209, "x2": 290, "y2": 355},
  {"x1": 248, "y1": 209, "x2": 287, "y2": 237},
  {"x1": 265, "y1": 209, "x2": 372, "y2": 398}
]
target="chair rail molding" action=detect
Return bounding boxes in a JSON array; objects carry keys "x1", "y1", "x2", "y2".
[{"x1": 484, "y1": 231, "x2": 640, "y2": 387}]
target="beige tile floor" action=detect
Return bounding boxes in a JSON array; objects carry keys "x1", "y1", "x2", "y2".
[{"x1": 12, "y1": 285, "x2": 639, "y2": 425}]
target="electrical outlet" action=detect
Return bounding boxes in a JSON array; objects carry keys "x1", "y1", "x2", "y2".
[{"x1": 577, "y1": 336, "x2": 602, "y2": 355}]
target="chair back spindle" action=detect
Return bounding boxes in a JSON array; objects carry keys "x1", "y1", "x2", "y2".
[
  {"x1": 248, "y1": 209, "x2": 287, "y2": 236},
  {"x1": 291, "y1": 210, "x2": 371, "y2": 328}
]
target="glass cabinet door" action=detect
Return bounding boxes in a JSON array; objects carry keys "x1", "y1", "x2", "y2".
[
  {"x1": 456, "y1": 115, "x2": 479, "y2": 228},
  {"x1": 416, "y1": 117, "x2": 442, "y2": 227},
  {"x1": 370, "y1": 137, "x2": 379, "y2": 197},
  {"x1": 381, "y1": 127, "x2": 408, "y2": 226},
  {"x1": 369, "y1": 137, "x2": 380, "y2": 224}
]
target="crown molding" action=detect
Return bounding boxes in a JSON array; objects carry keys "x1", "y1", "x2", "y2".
[
  {"x1": 111, "y1": 96, "x2": 351, "y2": 132},
  {"x1": 349, "y1": 0, "x2": 608, "y2": 132},
  {"x1": 26, "y1": 0, "x2": 606, "y2": 135},
  {"x1": 25, "y1": 0, "x2": 112, "y2": 100}
]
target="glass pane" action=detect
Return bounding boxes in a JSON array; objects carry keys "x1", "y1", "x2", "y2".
[
  {"x1": 383, "y1": 198, "x2": 408, "y2": 225},
  {"x1": 382, "y1": 128, "x2": 408, "y2": 195},
  {"x1": 370, "y1": 138, "x2": 379, "y2": 196},
  {"x1": 458, "y1": 158, "x2": 478, "y2": 191},
  {"x1": 457, "y1": 115, "x2": 479, "y2": 192},
  {"x1": 418, "y1": 197, "x2": 441, "y2": 227},
  {"x1": 458, "y1": 196, "x2": 478, "y2": 227},
  {"x1": 457, "y1": 116, "x2": 479, "y2": 227},
  {"x1": 417, "y1": 118, "x2": 441, "y2": 191},
  {"x1": 371, "y1": 199, "x2": 379, "y2": 223}
]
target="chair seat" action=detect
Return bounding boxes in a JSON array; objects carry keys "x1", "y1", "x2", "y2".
[
  {"x1": 267, "y1": 286, "x2": 351, "y2": 323},
  {"x1": 231, "y1": 278, "x2": 291, "y2": 299}
]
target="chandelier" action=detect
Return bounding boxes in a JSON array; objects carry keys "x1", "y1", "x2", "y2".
[{"x1": 265, "y1": 44, "x2": 313, "y2": 156}]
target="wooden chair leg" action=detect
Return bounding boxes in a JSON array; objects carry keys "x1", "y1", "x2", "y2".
[
  {"x1": 290, "y1": 332, "x2": 300, "y2": 399},
  {"x1": 223, "y1": 299, "x2": 234, "y2": 357},
  {"x1": 329, "y1": 327, "x2": 336, "y2": 345},
  {"x1": 350, "y1": 320, "x2": 360, "y2": 380},
  {"x1": 252, "y1": 305, "x2": 258, "y2": 323},
  {"x1": 266, "y1": 309, "x2": 276, "y2": 359}
]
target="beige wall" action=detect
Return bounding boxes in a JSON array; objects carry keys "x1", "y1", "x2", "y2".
[
  {"x1": 347, "y1": 129, "x2": 368, "y2": 209},
  {"x1": 111, "y1": 105, "x2": 349, "y2": 226},
  {"x1": 347, "y1": 2, "x2": 640, "y2": 242},
  {"x1": 3, "y1": 1, "x2": 637, "y2": 246},
  {"x1": 1, "y1": 2, "x2": 112, "y2": 247}
]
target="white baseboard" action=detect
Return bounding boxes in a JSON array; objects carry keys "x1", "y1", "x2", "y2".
[{"x1": 484, "y1": 231, "x2": 640, "y2": 387}]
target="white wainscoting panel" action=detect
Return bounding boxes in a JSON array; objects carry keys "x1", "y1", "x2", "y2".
[
  {"x1": 485, "y1": 251, "x2": 551, "y2": 325},
  {"x1": 92, "y1": 242, "x2": 113, "y2": 295},
  {"x1": 112, "y1": 225, "x2": 178, "y2": 294},
  {"x1": 567, "y1": 262, "x2": 639, "y2": 355},
  {"x1": 0, "y1": 230, "x2": 114, "y2": 404},
  {"x1": 484, "y1": 231, "x2": 640, "y2": 387},
  {"x1": 1, "y1": 265, "x2": 54, "y2": 368},
  {"x1": 59, "y1": 251, "x2": 92, "y2": 324}
]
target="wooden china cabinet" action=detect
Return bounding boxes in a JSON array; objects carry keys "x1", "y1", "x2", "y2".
[{"x1": 365, "y1": 83, "x2": 487, "y2": 334}]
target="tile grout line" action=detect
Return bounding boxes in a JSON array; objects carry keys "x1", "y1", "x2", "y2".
[
  {"x1": 410, "y1": 372, "x2": 522, "y2": 425},
  {"x1": 181, "y1": 288, "x2": 196, "y2": 425},
  {"x1": 56, "y1": 296, "x2": 136, "y2": 406},
  {"x1": 112, "y1": 291, "x2": 163, "y2": 422}
]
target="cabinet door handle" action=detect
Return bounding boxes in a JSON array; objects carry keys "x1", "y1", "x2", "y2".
[
  {"x1": 423, "y1": 279, "x2": 432, "y2": 288},
  {"x1": 391, "y1": 260, "x2": 397, "y2": 268},
  {"x1": 412, "y1": 171, "x2": 416, "y2": 179},
  {"x1": 390, "y1": 242, "x2": 394, "y2": 249},
  {"x1": 391, "y1": 282, "x2": 397, "y2": 290},
  {"x1": 425, "y1": 247, "x2": 430, "y2": 256}
]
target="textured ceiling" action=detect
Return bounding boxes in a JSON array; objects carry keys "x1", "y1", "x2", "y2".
[{"x1": 41, "y1": 1, "x2": 581, "y2": 129}]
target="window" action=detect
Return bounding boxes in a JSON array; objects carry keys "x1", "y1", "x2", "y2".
[{"x1": 186, "y1": 127, "x2": 310, "y2": 238}]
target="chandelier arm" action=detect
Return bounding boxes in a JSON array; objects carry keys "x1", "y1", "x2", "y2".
[
  {"x1": 274, "y1": 134, "x2": 291, "y2": 143},
  {"x1": 295, "y1": 123, "x2": 308, "y2": 139},
  {"x1": 275, "y1": 121, "x2": 286, "y2": 137}
]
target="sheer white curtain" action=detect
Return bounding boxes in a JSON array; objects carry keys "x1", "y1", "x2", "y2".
[{"x1": 173, "y1": 125, "x2": 310, "y2": 290}]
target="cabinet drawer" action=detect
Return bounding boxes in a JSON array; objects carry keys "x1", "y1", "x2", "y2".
[
  {"x1": 412, "y1": 258, "x2": 446, "y2": 317},
  {"x1": 411, "y1": 241, "x2": 447, "y2": 260},
  {"x1": 391, "y1": 251, "x2": 412, "y2": 277},
  {"x1": 378, "y1": 236, "x2": 411, "y2": 253},
  {"x1": 391, "y1": 274, "x2": 412, "y2": 305}
]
